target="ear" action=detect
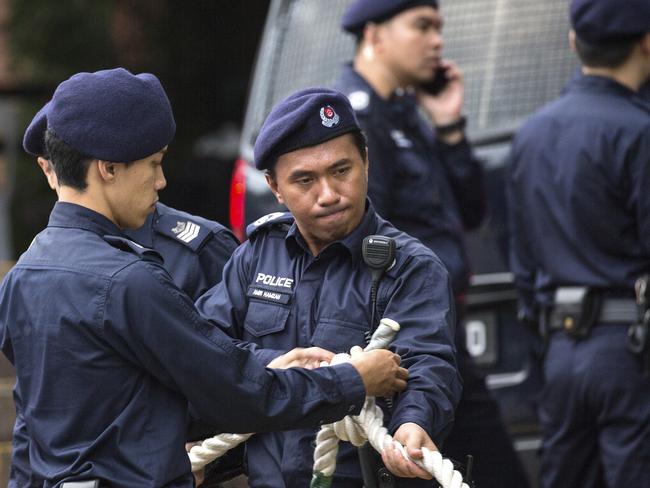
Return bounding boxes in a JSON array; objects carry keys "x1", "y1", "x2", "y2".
[
  {"x1": 264, "y1": 172, "x2": 285, "y2": 205},
  {"x1": 568, "y1": 30, "x2": 577, "y2": 53},
  {"x1": 97, "y1": 160, "x2": 117, "y2": 182},
  {"x1": 37, "y1": 157, "x2": 58, "y2": 190},
  {"x1": 363, "y1": 23, "x2": 382, "y2": 54}
]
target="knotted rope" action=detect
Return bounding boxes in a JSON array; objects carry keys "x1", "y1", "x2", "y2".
[
  {"x1": 186, "y1": 318, "x2": 400, "y2": 472},
  {"x1": 310, "y1": 318, "x2": 469, "y2": 488},
  {"x1": 189, "y1": 318, "x2": 467, "y2": 488}
]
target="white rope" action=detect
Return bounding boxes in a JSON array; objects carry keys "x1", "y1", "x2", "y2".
[
  {"x1": 188, "y1": 432, "x2": 251, "y2": 472},
  {"x1": 187, "y1": 318, "x2": 401, "y2": 472},
  {"x1": 189, "y1": 317, "x2": 468, "y2": 488},
  {"x1": 314, "y1": 397, "x2": 469, "y2": 488},
  {"x1": 312, "y1": 318, "x2": 469, "y2": 488}
]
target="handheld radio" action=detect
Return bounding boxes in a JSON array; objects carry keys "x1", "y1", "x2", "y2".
[
  {"x1": 359, "y1": 235, "x2": 397, "y2": 488},
  {"x1": 362, "y1": 235, "x2": 396, "y2": 340}
]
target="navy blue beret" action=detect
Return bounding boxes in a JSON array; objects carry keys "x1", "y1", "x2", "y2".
[
  {"x1": 23, "y1": 101, "x2": 49, "y2": 157},
  {"x1": 342, "y1": 0, "x2": 438, "y2": 34},
  {"x1": 571, "y1": 0, "x2": 650, "y2": 44},
  {"x1": 47, "y1": 68, "x2": 175, "y2": 162},
  {"x1": 254, "y1": 87, "x2": 361, "y2": 171}
]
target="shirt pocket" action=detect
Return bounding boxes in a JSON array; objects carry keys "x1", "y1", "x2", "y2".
[
  {"x1": 311, "y1": 318, "x2": 367, "y2": 353},
  {"x1": 244, "y1": 300, "x2": 291, "y2": 338}
]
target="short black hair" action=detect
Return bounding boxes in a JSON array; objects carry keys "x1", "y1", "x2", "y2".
[
  {"x1": 266, "y1": 129, "x2": 368, "y2": 179},
  {"x1": 44, "y1": 128, "x2": 93, "y2": 191},
  {"x1": 574, "y1": 35, "x2": 642, "y2": 69}
]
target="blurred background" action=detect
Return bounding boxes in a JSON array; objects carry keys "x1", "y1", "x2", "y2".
[
  {"x1": 0, "y1": 0, "x2": 271, "y2": 482},
  {"x1": 0, "y1": 0, "x2": 270, "y2": 260}
]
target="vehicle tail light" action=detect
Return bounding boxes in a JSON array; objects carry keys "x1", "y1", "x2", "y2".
[{"x1": 229, "y1": 157, "x2": 247, "y2": 242}]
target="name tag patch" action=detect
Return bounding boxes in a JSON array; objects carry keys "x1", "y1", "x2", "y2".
[{"x1": 247, "y1": 286, "x2": 292, "y2": 305}]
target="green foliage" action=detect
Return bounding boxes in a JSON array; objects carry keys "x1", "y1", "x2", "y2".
[{"x1": 8, "y1": 0, "x2": 115, "y2": 80}]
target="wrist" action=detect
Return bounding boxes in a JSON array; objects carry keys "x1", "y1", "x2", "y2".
[
  {"x1": 435, "y1": 116, "x2": 466, "y2": 145},
  {"x1": 435, "y1": 115, "x2": 466, "y2": 135}
]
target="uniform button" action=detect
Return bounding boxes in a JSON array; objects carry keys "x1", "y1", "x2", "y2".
[{"x1": 348, "y1": 404, "x2": 356, "y2": 413}]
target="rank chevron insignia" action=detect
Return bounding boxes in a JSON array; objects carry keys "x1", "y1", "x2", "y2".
[{"x1": 171, "y1": 220, "x2": 201, "y2": 243}]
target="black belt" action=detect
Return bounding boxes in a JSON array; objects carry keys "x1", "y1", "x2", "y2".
[{"x1": 548, "y1": 298, "x2": 637, "y2": 332}]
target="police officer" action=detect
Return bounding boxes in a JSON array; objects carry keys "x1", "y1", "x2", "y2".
[
  {"x1": 335, "y1": 1, "x2": 528, "y2": 487},
  {"x1": 13, "y1": 101, "x2": 242, "y2": 486},
  {"x1": 508, "y1": 1, "x2": 650, "y2": 486},
  {"x1": 0, "y1": 68, "x2": 409, "y2": 488},
  {"x1": 196, "y1": 87, "x2": 461, "y2": 487},
  {"x1": 22, "y1": 100, "x2": 240, "y2": 302}
]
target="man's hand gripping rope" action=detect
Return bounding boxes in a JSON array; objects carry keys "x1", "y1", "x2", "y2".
[{"x1": 310, "y1": 318, "x2": 469, "y2": 488}]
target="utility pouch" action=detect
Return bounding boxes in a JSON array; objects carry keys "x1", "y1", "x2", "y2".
[
  {"x1": 628, "y1": 275, "x2": 650, "y2": 375},
  {"x1": 552, "y1": 287, "x2": 601, "y2": 339}
]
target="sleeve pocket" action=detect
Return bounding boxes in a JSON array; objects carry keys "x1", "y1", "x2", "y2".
[{"x1": 244, "y1": 300, "x2": 291, "y2": 338}]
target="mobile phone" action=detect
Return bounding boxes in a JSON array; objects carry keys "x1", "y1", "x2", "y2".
[{"x1": 420, "y1": 66, "x2": 449, "y2": 96}]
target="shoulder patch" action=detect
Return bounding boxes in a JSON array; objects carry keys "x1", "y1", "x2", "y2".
[
  {"x1": 104, "y1": 235, "x2": 163, "y2": 264},
  {"x1": 389, "y1": 130, "x2": 413, "y2": 148},
  {"x1": 155, "y1": 214, "x2": 213, "y2": 252},
  {"x1": 348, "y1": 90, "x2": 370, "y2": 112},
  {"x1": 246, "y1": 212, "x2": 294, "y2": 238}
]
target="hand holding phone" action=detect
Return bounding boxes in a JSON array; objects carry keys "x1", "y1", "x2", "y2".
[{"x1": 419, "y1": 65, "x2": 450, "y2": 96}]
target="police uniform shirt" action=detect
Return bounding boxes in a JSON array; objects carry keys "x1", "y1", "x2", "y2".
[
  {"x1": 640, "y1": 79, "x2": 650, "y2": 102},
  {"x1": 196, "y1": 202, "x2": 461, "y2": 487},
  {"x1": 335, "y1": 64, "x2": 485, "y2": 294},
  {"x1": 125, "y1": 202, "x2": 239, "y2": 301},
  {"x1": 0, "y1": 202, "x2": 366, "y2": 488},
  {"x1": 509, "y1": 75, "x2": 650, "y2": 314},
  {"x1": 9, "y1": 203, "x2": 239, "y2": 487}
]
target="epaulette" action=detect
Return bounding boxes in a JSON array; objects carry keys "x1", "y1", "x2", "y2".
[
  {"x1": 347, "y1": 90, "x2": 371, "y2": 114},
  {"x1": 155, "y1": 213, "x2": 215, "y2": 252},
  {"x1": 104, "y1": 235, "x2": 163, "y2": 264},
  {"x1": 246, "y1": 212, "x2": 294, "y2": 238}
]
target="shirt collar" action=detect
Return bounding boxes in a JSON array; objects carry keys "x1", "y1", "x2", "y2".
[
  {"x1": 571, "y1": 74, "x2": 638, "y2": 99},
  {"x1": 285, "y1": 199, "x2": 379, "y2": 265},
  {"x1": 123, "y1": 206, "x2": 157, "y2": 247},
  {"x1": 342, "y1": 63, "x2": 417, "y2": 106},
  {"x1": 48, "y1": 201, "x2": 125, "y2": 238},
  {"x1": 341, "y1": 63, "x2": 371, "y2": 90}
]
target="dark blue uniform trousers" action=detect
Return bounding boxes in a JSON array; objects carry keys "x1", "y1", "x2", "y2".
[{"x1": 540, "y1": 324, "x2": 650, "y2": 488}]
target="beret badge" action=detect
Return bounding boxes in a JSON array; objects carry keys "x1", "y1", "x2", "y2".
[{"x1": 320, "y1": 105, "x2": 340, "y2": 128}]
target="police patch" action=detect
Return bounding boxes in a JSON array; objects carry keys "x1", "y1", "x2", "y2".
[
  {"x1": 390, "y1": 130, "x2": 413, "y2": 148},
  {"x1": 171, "y1": 220, "x2": 201, "y2": 243},
  {"x1": 320, "y1": 105, "x2": 340, "y2": 128}
]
